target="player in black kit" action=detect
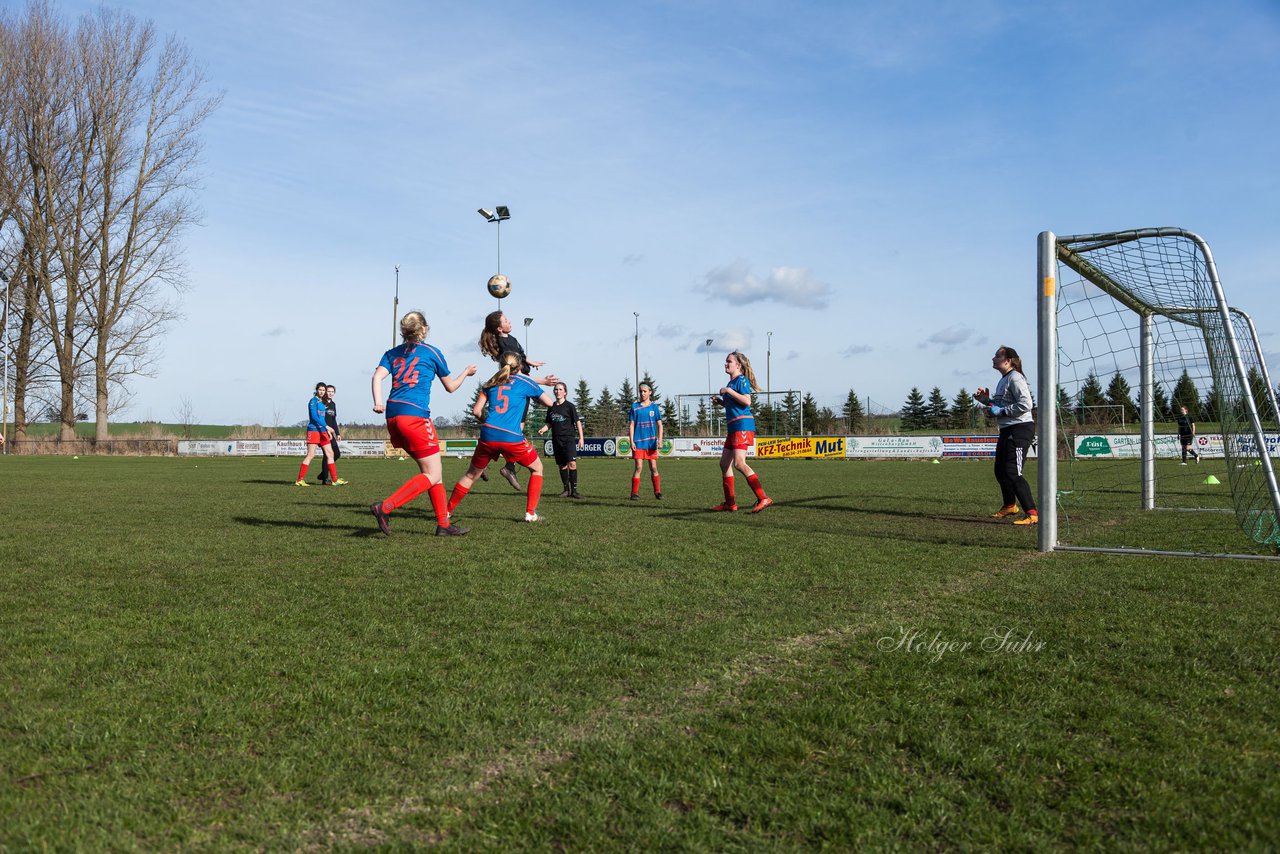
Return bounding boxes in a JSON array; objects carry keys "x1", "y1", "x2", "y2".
[{"x1": 538, "y1": 381, "x2": 585, "y2": 498}]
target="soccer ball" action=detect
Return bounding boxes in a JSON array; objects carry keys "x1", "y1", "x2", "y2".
[{"x1": 487, "y1": 274, "x2": 511, "y2": 299}]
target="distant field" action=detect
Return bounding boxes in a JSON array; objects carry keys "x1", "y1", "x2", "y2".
[{"x1": 1, "y1": 456, "x2": 1277, "y2": 849}]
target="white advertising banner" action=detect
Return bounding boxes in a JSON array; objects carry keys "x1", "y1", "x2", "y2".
[
  {"x1": 1071, "y1": 433, "x2": 1280, "y2": 459},
  {"x1": 178, "y1": 439, "x2": 390, "y2": 457},
  {"x1": 666, "y1": 437, "x2": 755, "y2": 458},
  {"x1": 845, "y1": 436, "x2": 945, "y2": 458}
]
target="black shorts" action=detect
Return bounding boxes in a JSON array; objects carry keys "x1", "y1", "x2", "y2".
[{"x1": 551, "y1": 435, "x2": 578, "y2": 467}]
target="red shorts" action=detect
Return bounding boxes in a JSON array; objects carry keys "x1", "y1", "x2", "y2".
[
  {"x1": 470, "y1": 439, "x2": 538, "y2": 470},
  {"x1": 386, "y1": 415, "x2": 440, "y2": 459},
  {"x1": 726, "y1": 430, "x2": 755, "y2": 451},
  {"x1": 306, "y1": 430, "x2": 331, "y2": 447},
  {"x1": 632, "y1": 447, "x2": 658, "y2": 460}
]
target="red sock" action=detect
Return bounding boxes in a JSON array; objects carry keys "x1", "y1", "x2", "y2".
[
  {"x1": 747, "y1": 473, "x2": 767, "y2": 501},
  {"x1": 383, "y1": 474, "x2": 431, "y2": 513},
  {"x1": 631, "y1": 476, "x2": 640, "y2": 497},
  {"x1": 1027, "y1": 508, "x2": 1038, "y2": 517},
  {"x1": 723, "y1": 476, "x2": 735, "y2": 503},
  {"x1": 297, "y1": 463, "x2": 309, "y2": 482},
  {"x1": 526, "y1": 473, "x2": 543, "y2": 515},
  {"x1": 652, "y1": 473, "x2": 661, "y2": 495},
  {"x1": 448, "y1": 483, "x2": 470, "y2": 513},
  {"x1": 428, "y1": 483, "x2": 450, "y2": 527},
  {"x1": 327, "y1": 463, "x2": 337, "y2": 482}
]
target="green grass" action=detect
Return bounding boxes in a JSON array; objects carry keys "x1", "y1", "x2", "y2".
[{"x1": 1, "y1": 456, "x2": 1277, "y2": 850}]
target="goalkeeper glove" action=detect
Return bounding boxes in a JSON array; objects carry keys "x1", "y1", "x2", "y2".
[{"x1": 989, "y1": 405, "x2": 1005, "y2": 416}]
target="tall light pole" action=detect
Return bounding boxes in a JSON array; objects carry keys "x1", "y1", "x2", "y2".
[
  {"x1": 392, "y1": 265, "x2": 400, "y2": 347},
  {"x1": 633, "y1": 312, "x2": 640, "y2": 390},
  {"x1": 523, "y1": 317, "x2": 533, "y2": 353},
  {"x1": 767, "y1": 330, "x2": 773, "y2": 435},
  {"x1": 478, "y1": 206, "x2": 511, "y2": 305},
  {"x1": 705, "y1": 338, "x2": 714, "y2": 436}
]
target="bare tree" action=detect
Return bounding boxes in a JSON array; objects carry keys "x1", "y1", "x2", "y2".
[
  {"x1": 0, "y1": 2, "x2": 218, "y2": 441},
  {"x1": 78, "y1": 9, "x2": 219, "y2": 440},
  {"x1": 0, "y1": 1, "x2": 80, "y2": 439},
  {"x1": 172, "y1": 393, "x2": 195, "y2": 439}
]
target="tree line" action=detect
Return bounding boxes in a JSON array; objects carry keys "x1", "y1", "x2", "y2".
[{"x1": 0, "y1": 2, "x2": 218, "y2": 441}]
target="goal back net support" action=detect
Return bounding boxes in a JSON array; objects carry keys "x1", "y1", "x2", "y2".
[
  {"x1": 673, "y1": 390, "x2": 803, "y2": 437},
  {"x1": 1037, "y1": 228, "x2": 1280, "y2": 557}
]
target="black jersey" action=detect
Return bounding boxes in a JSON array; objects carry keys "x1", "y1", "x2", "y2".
[
  {"x1": 1175, "y1": 413, "x2": 1194, "y2": 436},
  {"x1": 545, "y1": 401, "x2": 581, "y2": 439},
  {"x1": 497, "y1": 335, "x2": 531, "y2": 375}
]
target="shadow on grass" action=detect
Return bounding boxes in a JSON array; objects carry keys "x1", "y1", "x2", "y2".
[
  {"x1": 648, "y1": 494, "x2": 1036, "y2": 550},
  {"x1": 232, "y1": 515, "x2": 386, "y2": 537}
]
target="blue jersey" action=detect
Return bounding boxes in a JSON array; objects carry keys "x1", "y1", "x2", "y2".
[
  {"x1": 378, "y1": 341, "x2": 450, "y2": 419},
  {"x1": 721, "y1": 374, "x2": 755, "y2": 433},
  {"x1": 630, "y1": 402, "x2": 661, "y2": 450},
  {"x1": 307, "y1": 396, "x2": 328, "y2": 432},
  {"x1": 479, "y1": 374, "x2": 543, "y2": 443}
]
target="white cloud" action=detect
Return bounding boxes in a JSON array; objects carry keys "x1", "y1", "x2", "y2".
[
  {"x1": 919, "y1": 325, "x2": 984, "y2": 354},
  {"x1": 697, "y1": 260, "x2": 834, "y2": 310},
  {"x1": 842, "y1": 345, "x2": 873, "y2": 357}
]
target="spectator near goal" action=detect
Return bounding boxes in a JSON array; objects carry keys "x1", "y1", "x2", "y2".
[{"x1": 1175, "y1": 405, "x2": 1201, "y2": 464}]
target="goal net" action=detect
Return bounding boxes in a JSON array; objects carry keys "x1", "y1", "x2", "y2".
[{"x1": 1037, "y1": 228, "x2": 1280, "y2": 557}]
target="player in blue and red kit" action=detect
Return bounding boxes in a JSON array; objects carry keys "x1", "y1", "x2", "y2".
[
  {"x1": 628, "y1": 383, "x2": 664, "y2": 500},
  {"x1": 711, "y1": 351, "x2": 772, "y2": 513},
  {"x1": 369, "y1": 311, "x2": 477, "y2": 536},
  {"x1": 296, "y1": 381, "x2": 343, "y2": 486},
  {"x1": 447, "y1": 352, "x2": 555, "y2": 522}
]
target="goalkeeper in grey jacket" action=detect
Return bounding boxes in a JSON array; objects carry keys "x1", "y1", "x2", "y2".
[{"x1": 975, "y1": 346, "x2": 1037, "y2": 525}]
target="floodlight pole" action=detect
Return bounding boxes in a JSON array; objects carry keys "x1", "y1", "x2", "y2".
[
  {"x1": 392, "y1": 265, "x2": 399, "y2": 347},
  {"x1": 479, "y1": 205, "x2": 511, "y2": 304},
  {"x1": 633, "y1": 312, "x2": 640, "y2": 390},
  {"x1": 523, "y1": 316, "x2": 532, "y2": 353},
  {"x1": 767, "y1": 331, "x2": 773, "y2": 434},
  {"x1": 705, "y1": 338, "x2": 714, "y2": 436}
]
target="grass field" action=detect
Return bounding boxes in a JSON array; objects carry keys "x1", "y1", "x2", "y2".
[{"x1": 2, "y1": 455, "x2": 1278, "y2": 850}]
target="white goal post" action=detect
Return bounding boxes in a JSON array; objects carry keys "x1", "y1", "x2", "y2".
[{"x1": 1037, "y1": 228, "x2": 1280, "y2": 557}]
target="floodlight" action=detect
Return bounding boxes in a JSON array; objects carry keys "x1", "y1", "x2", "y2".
[
  {"x1": 478, "y1": 208, "x2": 495, "y2": 221},
  {"x1": 495, "y1": 205, "x2": 511, "y2": 219}
]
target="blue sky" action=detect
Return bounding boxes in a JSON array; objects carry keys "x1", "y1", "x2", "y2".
[{"x1": 49, "y1": 0, "x2": 1280, "y2": 426}]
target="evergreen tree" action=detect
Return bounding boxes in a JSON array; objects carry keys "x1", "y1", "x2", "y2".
[
  {"x1": 1075, "y1": 372, "x2": 1107, "y2": 423},
  {"x1": 842, "y1": 389, "x2": 865, "y2": 433},
  {"x1": 816, "y1": 406, "x2": 837, "y2": 434},
  {"x1": 1105, "y1": 371, "x2": 1138, "y2": 425},
  {"x1": 900, "y1": 387, "x2": 928, "y2": 431},
  {"x1": 926, "y1": 386, "x2": 950, "y2": 429},
  {"x1": 595, "y1": 386, "x2": 617, "y2": 436},
  {"x1": 758, "y1": 401, "x2": 777, "y2": 435},
  {"x1": 781, "y1": 391, "x2": 799, "y2": 435},
  {"x1": 801, "y1": 393, "x2": 820, "y2": 435},
  {"x1": 661, "y1": 398, "x2": 679, "y2": 438},
  {"x1": 1151, "y1": 381, "x2": 1170, "y2": 420},
  {"x1": 640, "y1": 371, "x2": 661, "y2": 403},
  {"x1": 1201, "y1": 382, "x2": 1220, "y2": 424},
  {"x1": 678, "y1": 399, "x2": 696, "y2": 435},
  {"x1": 1247, "y1": 366, "x2": 1272, "y2": 420},
  {"x1": 573, "y1": 378, "x2": 594, "y2": 428},
  {"x1": 695, "y1": 398, "x2": 710, "y2": 435},
  {"x1": 950, "y1": 388, "x2": 976, "y2": 429},
  {"x1": 463, "y1": 386, "x2": 484, "y2": 432},
  {"x1": 1171, "y1": 370, "x2": 1199, "y2": 418},
  {"x1": 616, "y1": 379, "x2": 637, "y2": 435}
]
